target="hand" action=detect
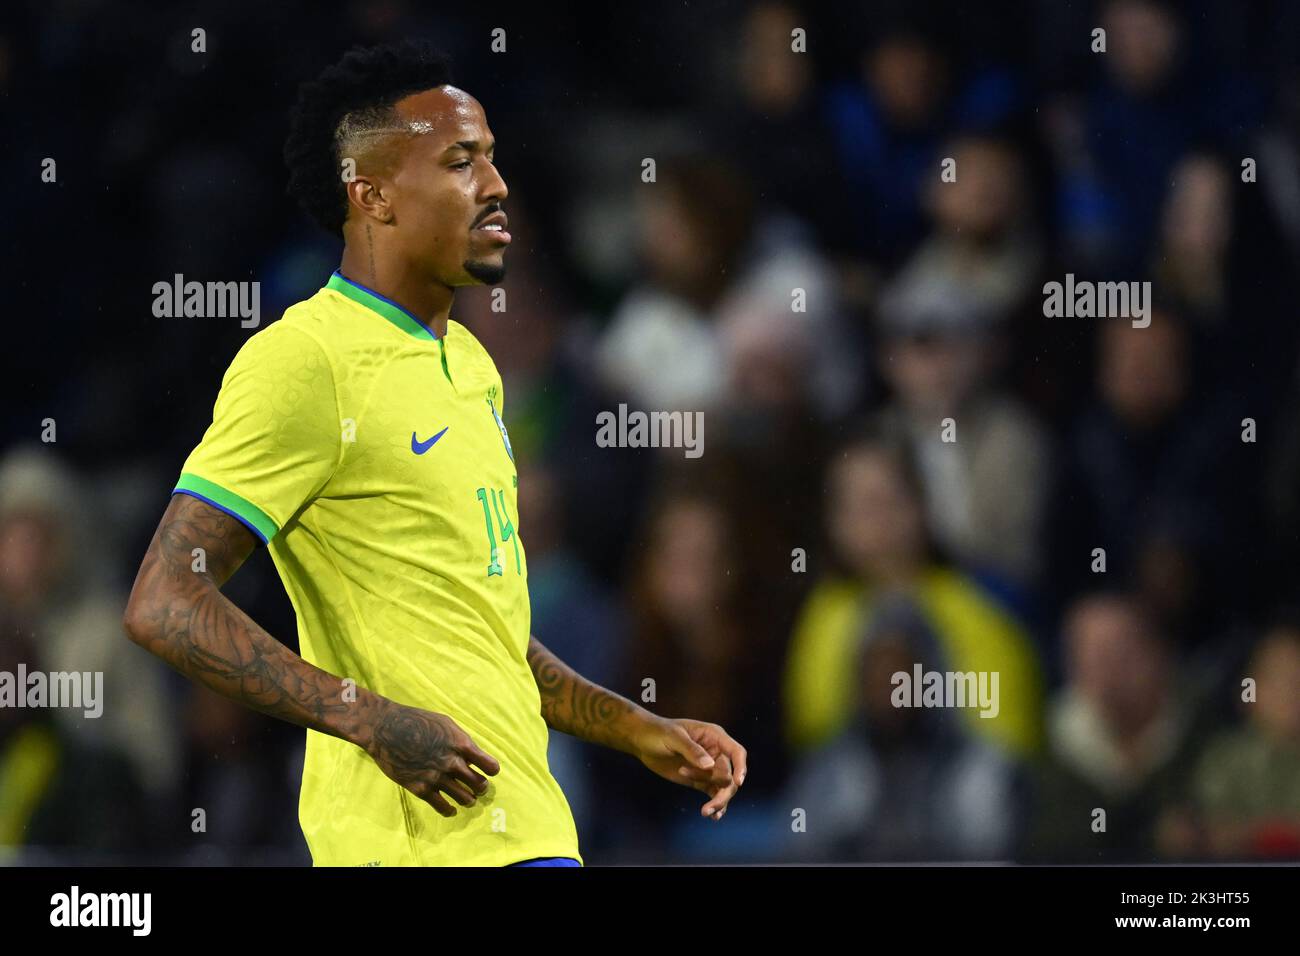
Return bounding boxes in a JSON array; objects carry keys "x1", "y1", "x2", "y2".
[
  {"x1": 629, "y1": 715, "x2": 748, "y2": 820},
  {"x1": 364, "y1": 701, "x2": 501, "y2": 817}
]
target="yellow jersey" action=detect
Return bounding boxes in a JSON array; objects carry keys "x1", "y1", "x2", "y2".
[
  {"x1": 173, "y1": 270, "x2": 581, "y2": 866},
  {"x1": 783, "y1": 569, "x2": 1044, "y2": 760}
]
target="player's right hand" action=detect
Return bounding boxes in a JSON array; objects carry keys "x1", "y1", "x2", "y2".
[{"x1": 364, "y1": 701, "x2": 501, "y2": 817}]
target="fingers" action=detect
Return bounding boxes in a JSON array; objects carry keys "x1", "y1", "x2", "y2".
[
  {"x1": 674, "y1": 724, "x2": 748, "y2": 816},
  {"x1": 374, "y1": 710, "x2": 502, "y2": 817},
  {"x1": 450, "y1": 757, "x2": 491, "y2": 796},
  {"x1": 692, "y1": 726, "x2": 747, "y2": 816},
  {"x1": 721, "y1": 738, "x2": 748, "y2": 788},
  {"x1": 438, "y1": 733, "x2": 500, "y2": 810},
  {"x1": 702, "y1": 753, "x2": 738, "y2": 820},
  {"x1": 418, "y1": 785, "x2": 458, "y2": 818},
  {"x1": 675, "y1": 751, "x2": 738, "y2": 818},
  {"x1": 440, "y1": 777, "x2": 479, "y2": 807},
  {"x1": 676, "y1": 759, "x2": 729, "y2": 788},
  {"x1": 690, "y1": 724, "x2": 747, "y2": 786},
  {"x1": 667, "y1": 723, "x2": 748, "y2": 820},
  {"x1": 412, "y1": 767, "x2": 485, "y2": 816},
  {"x1": 462, "y1": 740, "x2": 501, "y2": 777},
  {"x1": 411, "y1": 742, "x2": 499, "y2": 817},
  {"x1": 666, "y1": 726, "x2": 716, "y2": 771}
]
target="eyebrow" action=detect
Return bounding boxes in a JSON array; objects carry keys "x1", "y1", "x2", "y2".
[{"x1": 443, "y1": 139, "x2": 495, "y2": 154}]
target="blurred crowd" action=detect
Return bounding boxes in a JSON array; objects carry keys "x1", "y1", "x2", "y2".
[{"x1": 2, "y1": 0, "x2": 1299, "y2": 863}]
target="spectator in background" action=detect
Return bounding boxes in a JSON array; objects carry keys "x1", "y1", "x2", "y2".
[
  {"x1": 824, "y1": 12, "x2": 1023, "y2": 270},
  {"x1": 596, "y1": 155, "x2": 855, "y2": 420},
  {"x1": 594, "y1": 481, "x2": 788, "y2": 857},
  {"x1": 1190, "y1": 622, "x2": 1300, "y2": 859},
  {"x1": 595, "y1": 156, "x2": 753, "y2": 413},
  {"x1": 783, "y1": 429, "x2": 1044, "y2": 763},
  {"x1": 782, "y1": 600, "x2": 1023, "y2": 862},
  {"x1": 704, "y1": 281, "x2": 847, "y2": 700},
  {"x1": 823, "y1": 18, "x2": 949, "y2": 268},
  {"x1": 893, "y1": 133, "x2": 1043, "y2": 323},
  {"x1": 1024, "y1": 593, "x2": 1207, "y2": 861},
  {"x1": 1047, "y1": 0, "x2": 1263, "y2": 274},
  {"x1": 1153, "y1": 154, "x2": 1235, "y2": 331},
  {"x1": 620, "y1": 486, "x2": 772, "y2": 767},
  {"x1": 1151, "y1": 150, "x2": 1297, "y2": 409},
  {"x1": 714, "y1": 214, "x2": 862, "y2": 424},
  {"x1": 1256, "y1": 68, "x2": 1300, "y2": 269},
  {"x1": 710, "y1": 1, "x2": 848, "y2": 252},
  {"x1": 0, "y1": 446, "x2": 179, "y2": 800},
  {"x1": 0, "y1": 613, "x2": 148, "y2": 857},
  {"x1": 1047, "y1": 311, "x2": 1249, "y2": 651},
  {"x1": 698, "y1": 153, "x2": 866, "y2": 660},
  {"x1": 874, "y1": 271, "x2": 1051, "y2": 590}
]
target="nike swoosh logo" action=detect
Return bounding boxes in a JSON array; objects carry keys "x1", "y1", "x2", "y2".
[{"x1": 411, "y1": 426, "x2": 449, "y2": 454}]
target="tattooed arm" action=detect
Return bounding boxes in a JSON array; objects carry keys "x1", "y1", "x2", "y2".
[
  {"x1": 525, "y1": 635, "x2": 749, "y2": 819},
  {"x1": 123, "y1": 493, "x2": 499, "y2": 816},
  {"x1": 525, "y1": 635, "x2": 646, "y2": 753}
]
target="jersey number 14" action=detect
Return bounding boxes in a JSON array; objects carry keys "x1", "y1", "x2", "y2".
[{"x1": 475, "y1": 486, "x2": 520, "y2": 577}]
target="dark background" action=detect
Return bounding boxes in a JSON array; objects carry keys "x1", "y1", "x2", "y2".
[{"x1": 1, "y1": 0, "x2": 1299, "y2": 864}]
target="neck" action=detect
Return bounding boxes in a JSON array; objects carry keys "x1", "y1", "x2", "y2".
[
  {"x1": 865, "y1": 554, "x2": 923, "y2": 587},
  {"x1": 338, "y1": 234, "x2": 453, "y2": 339}
]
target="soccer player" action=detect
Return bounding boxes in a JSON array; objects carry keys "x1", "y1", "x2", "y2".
[{"x1": 122, "y1": 40, "x2": 747, "y2": 867}]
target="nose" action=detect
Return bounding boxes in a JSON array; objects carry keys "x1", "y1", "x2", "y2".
[{"x1": 481, "y1": 158, "x2": 508, "y2": 205}]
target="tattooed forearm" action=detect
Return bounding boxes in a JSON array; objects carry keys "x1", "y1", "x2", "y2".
[
  {"x1": 123, "y1": 493, "x2": 386, "y2": 751},
  {"x1": 526, "y1": 635, "x2": 644, "y2": 753}
]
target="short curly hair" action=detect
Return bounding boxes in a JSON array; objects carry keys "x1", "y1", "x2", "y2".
[{"x1": 284, "y1": 40, "x2": 454, "y2": 234}]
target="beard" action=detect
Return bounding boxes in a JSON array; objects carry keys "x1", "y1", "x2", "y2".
[{"x1": 464, "y1": 257, "x2": 506, "y2": 285}]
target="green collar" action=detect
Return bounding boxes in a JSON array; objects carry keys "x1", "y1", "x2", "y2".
[{"x1": 326, "y1": 270, "x2": 441, "y2": 342}]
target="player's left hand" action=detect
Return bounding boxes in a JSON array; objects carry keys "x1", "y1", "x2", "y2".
[{"x1": 630, "y1": 715, "x2": 747, "y2": 820}]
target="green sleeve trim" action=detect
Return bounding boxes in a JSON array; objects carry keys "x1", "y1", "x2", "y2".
[{"x1": 172, "y1": 472, "x2": 279, "y2": 544}]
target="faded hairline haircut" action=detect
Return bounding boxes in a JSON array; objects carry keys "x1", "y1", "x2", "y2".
[{"x1": 284, "y1": 40, "x2": 454, "y2": 234}]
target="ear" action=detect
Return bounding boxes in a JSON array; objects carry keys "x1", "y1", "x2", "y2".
[{"x1": 345, "y1": 175, "x2": 394, "y2": 225}]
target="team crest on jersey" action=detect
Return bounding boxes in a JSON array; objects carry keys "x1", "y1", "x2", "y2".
[{"x1": 486, "y1": 386, "x2": 514, "y2": 462}]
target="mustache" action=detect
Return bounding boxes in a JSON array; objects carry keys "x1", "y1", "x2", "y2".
[{"x1": 471, "y1": 204, "x2": 504, "y2": 228}]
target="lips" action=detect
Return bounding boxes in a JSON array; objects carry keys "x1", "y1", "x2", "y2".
[{"x1": 473, "y1": 211, "x2": 511, "y2": 244}]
